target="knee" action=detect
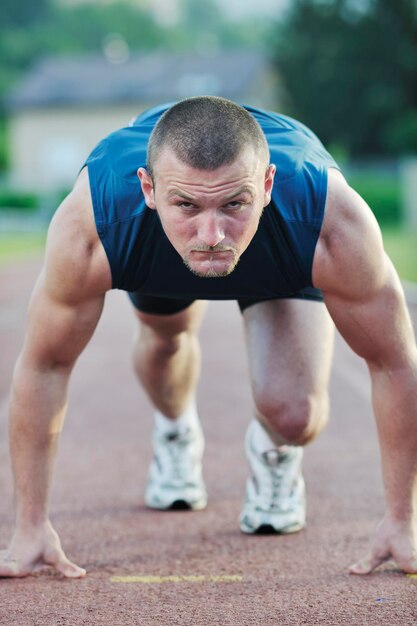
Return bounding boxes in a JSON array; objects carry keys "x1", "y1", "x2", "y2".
[
  {"x1": 137, "y1": 325, "x2": 190, "y2": 359},
  {"x1": 255, "y1": 391, "x2": 329, "y2": 445}
]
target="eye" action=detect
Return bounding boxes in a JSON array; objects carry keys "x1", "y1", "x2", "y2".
[
  {"x1": 225, "y1": 201, "x2": 244, "y2": 210},
  {"x1": 177, "y1": 201, "x2": 196, "y2": 210}
]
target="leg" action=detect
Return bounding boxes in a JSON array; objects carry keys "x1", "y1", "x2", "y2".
[
  {"x1": 244, "y1": 298, "x2": 334, "y2": 445},
  {"x1": 130, "y1": 296, "x2": 208, "y2": 510},
  {"x1": 132, "y1": 300, "x2": 207, "y2": 418},
  {"x1": 240, "y1": 298, "x2": 334, "y2": 533}
]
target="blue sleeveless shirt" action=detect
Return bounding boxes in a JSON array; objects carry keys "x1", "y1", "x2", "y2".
[{"x1": 84, "y1": 103, "x2": 338, "y2": 301}]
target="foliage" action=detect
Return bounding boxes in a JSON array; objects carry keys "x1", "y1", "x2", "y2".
[
  {"x1": 34, "y1": 3, "x2": 164, "y2": 56},
  {"x1": 0, "y1": 118, "x2": 8, "y2": 171},
  {"x1": 0, "y1": 1, "x2": 163, "y2": 103},
  {"x1": 347, "y1": 171, "x2": 401, "y2": 224},
  {"x1": 0, "y1": 0, "x2": 50, "y2": 28},
  {"x1": 382, "y1": 110, "x2": 417, "y2": 154},
  {"x1": 0, "y1": 188, "x2": 39, "y2": 210},
  {"x1": 273, "y1": 0, "x2": 417, "y2": 156}
]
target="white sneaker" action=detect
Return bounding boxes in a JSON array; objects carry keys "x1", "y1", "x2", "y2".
[
  {"x1": 239, "y1": 421, "x2": 306, "y2": 534},
  {"x1": 145, "y1": 421, "x2": 207, "y2": 511}
]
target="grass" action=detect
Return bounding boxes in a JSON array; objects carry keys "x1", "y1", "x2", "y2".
[
  {"x1": 349, "y1": 173, "x2": 401, "y2": 225},
  {"x1": 0, "y1": 232, "x2": 47, "y2": 265},
  {"x1": 381, "y1": 226, "x2": 417, "y2": 283},
  {"x1": 0, "y1": 226, "x2": 416, "y2": 283}
]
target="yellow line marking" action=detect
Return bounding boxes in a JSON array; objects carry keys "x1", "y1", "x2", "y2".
[
  {"x1": 406, "y1": 574, "x2": 417, "y2": 578},
  {"x1": 111, "y1": 574, "x2": 244, "y2": 584}
]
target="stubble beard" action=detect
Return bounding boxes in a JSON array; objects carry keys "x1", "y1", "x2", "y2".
[{"x1": 182, "y1": 247, "x2": 241, "y2": 278}]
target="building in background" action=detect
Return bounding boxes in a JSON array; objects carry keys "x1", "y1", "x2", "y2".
[{"x1": 7, "y1": 51, "x2": 278, "y2": 192}]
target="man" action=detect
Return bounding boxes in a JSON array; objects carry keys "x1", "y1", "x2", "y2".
[{"x1": 1, "y1": 96, "x2": 416, "y2": 579}]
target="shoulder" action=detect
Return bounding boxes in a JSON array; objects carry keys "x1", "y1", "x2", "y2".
[
  {"x1": 312, "y1": 168, "x2": 388, "y2": 299},
  {"x1": 248, "y1": 108, "x2": 338, "y2": 177},
  {"x1": 44, "y1": 168, "x2": 112, "y2": 305},
  {"x1": 85, "y1": 126, "x2": 148, "y2": 211}
]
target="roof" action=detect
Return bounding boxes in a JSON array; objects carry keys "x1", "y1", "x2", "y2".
[{"x1": 7, "y1": 50, "x2": 272, "y2": 109}]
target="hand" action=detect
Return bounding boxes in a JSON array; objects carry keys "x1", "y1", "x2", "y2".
[
  {"x1": 350, "y1": 515, "x2": 417, "y2": 575},
  {"x1": 0, "y1": 520, "x2": 86, "y2": 578}
]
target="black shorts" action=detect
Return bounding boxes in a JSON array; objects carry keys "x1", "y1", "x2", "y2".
[{"x1": 128, "y1": 286, "x2": 324, "y2": 315}]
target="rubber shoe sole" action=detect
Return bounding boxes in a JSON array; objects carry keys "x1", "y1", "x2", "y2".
[
  {"x1": 145, "y1": 489, "x2": 207, "y2": 511},
  {"x1": 239, "y1": 515, "x2": 305, "y2": 535}
]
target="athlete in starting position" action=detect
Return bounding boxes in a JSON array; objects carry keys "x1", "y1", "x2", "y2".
[{"x1": 1, "y1": 96, "x2": 416, "y2": 578}]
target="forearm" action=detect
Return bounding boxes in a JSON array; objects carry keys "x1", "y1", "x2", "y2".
[
  {"x1": 9, "y1": 355, "x2": 72, "y2": 528},
  {"x1": 370, "y1": 357, "x2": 417, "y2": 522}
]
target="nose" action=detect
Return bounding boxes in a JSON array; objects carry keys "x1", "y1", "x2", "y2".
[{"x1": 198, "y1": 211, "x2": 225, "y2": 248}]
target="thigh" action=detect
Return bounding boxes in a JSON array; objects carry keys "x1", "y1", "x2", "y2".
[{"x1": 243, "y1": 298, "x2": 334, "y2": 400}]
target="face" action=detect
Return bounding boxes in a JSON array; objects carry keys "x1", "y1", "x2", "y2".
[{"x1": 138, "y1": 147, "x2": 275, "y2": 278}]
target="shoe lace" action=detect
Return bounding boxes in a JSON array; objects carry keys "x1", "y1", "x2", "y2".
[
  {"x1": 257, "y1": 449, "x2": 298, "y2": 511},
  {"x1": 157, "y1": 428, "x2": 195, "y2": 484}
]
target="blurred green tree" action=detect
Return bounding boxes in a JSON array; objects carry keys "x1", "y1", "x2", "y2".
[
  {"x1": 0, "y1": 0, "x2": 52, "y2": 90},
  {"x1": 0, "y1": 0, "x2": 53, "y2": 169},
  {"x1": 37, "y1": 2, "x2": 164, "y2": 54},
  {"x1": 0, "y1": 0, "x2": 50, "y2": 27},
  {"x1": 274, "y1": 0, "x2": 417, "y2": 155}
]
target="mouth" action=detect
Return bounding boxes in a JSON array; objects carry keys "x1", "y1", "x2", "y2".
[
  {"x1": 189, "y1": 249, "x2": 234, "y2": 260},
  {"x1": 184, "y1": 247, "x2": 240, "y2": 278}
]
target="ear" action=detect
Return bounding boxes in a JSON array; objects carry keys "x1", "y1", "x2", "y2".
[
  {"x1": 137, "y1": 167, "x2": 156, "y2": 209},
  {"x1": 263, "y1": 164, "x2": 276, "y2": 207}
]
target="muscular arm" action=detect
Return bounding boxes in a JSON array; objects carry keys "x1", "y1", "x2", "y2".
[
  {"x1": 313, "y1": 169, "x2": 417, "y2": 574},
  {"x1": 0, "y1": 169, "x2": 112, "y2": 578}
]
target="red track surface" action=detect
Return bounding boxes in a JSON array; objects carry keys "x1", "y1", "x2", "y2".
[{"x1": 0, "y1": 257, "x2": 416, "y2": 625}]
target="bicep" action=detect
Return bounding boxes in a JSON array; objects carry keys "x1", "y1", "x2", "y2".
[
  {"x1": 20, "y1": 182, "x2": 109, "y2": 369},
  {"x1": 313, "y1": 169, "x2": 387, "y2": 301},
  {"x1": 315, "y1": 170, "x2": 416, "y2": 368}
]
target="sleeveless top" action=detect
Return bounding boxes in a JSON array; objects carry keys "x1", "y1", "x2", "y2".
[{"x1": 84, "y1": 103, "x2": 338, "y2": 301}]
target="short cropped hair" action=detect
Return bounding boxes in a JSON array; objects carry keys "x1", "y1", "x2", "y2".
[{"x1": 147, "y1": 96, "x2": 270, "y2": 178}]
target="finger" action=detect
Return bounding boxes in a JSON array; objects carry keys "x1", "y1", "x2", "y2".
[
  {"x1": 399, "y1": 559, "x2": 417, "y2": 574},
  {"x1": 55, "y1": 558, "x2": 86, "y2": 578},
  {"x1": 46, "y1": 550, "x2": 86, "y2": 578},
  {"x1": 349, "y1": 553, "x2": 388, "y2": 575}
]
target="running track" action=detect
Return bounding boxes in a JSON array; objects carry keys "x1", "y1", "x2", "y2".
[{"x1": 0, "y1": 257, "x2": 416, "y2": 625}]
